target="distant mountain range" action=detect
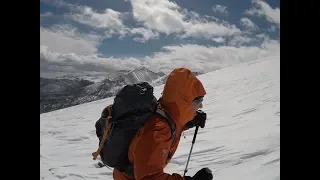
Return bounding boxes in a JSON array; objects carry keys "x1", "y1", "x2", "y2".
[{"x1": 40, "y1": 66, "x2": 176, "y2": 114}]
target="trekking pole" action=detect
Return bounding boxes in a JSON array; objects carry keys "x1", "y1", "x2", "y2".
[{"x1": 183, "y1": 124, "x2": 200, "y2": 176}]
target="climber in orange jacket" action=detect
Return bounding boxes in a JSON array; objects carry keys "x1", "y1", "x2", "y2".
[{"x1": 113, "y1": 68, "x2": 213, "y2": 180}]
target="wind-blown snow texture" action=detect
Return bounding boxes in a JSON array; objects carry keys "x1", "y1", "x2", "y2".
[{"x1": 40, "y1": 56, "x2": 280, "y2": 180}]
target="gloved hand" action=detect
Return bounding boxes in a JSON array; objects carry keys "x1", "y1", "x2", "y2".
[
  {"x1": 185, "y1": 110, "x2": 207, "y2": 129},
  {"x1": 184, "y1": 167, "x2": 213, "y2": 180}
]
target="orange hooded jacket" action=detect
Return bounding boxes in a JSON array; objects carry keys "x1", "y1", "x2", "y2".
[{"x1": 113, "y1": 68, "x2": 206, "y2": 180}]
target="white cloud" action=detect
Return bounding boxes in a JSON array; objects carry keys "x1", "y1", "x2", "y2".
[
  {"x1": 40, "y1": 12, "x2": 53, "y2": 17},
  {"x1": 129, "y1": 28, "x2": 159, "y2": 42},
  {"x1": 245, "y1": 0, "x2": 280, "y2": 25},
  {"x1": 143, "y1": 39, "x2": 279, "y2": 73},
  {"x1": 256, "y1": 33, "x2": 269, "y2": 40},
  {"x1": 69, "y1": 7, "x2": 128, "y2": 37},
  {"x1": 40, "y1": 0, "x2": 74, "y2": 8},
  {"x1": 67, "y1": 5, "x2": 161, "y2": 41},
  {"x1": 130, "y1": 0, "x2": 240, "y2": 40},
  {"x1": 130, "y1": 0, "x2": 186, "y2": 35},
  {"x1": 70, "y1": 7, "x2": 124, "y2": 29},
  {"x1": 50, "y1": 0, "x2": 240, "y2": 42},
  {"x1": 41, "y1": 33, "x2": 279, "y2": 75},
  {"x1": 40, "y1": 25, "x2": 101, "y2": 55},
  {"x1": 40, "y1": 0, "x2": 280, "y2": 77},
  {"x1": 212, "y1": 5, "x2": 229, "y2": 15},
  {"x1": 212, "y1": 37, "x2": 225, "y2": 43},
  {"x1": 40, "y1": 12, "x2": 53, "y2": 22},
  {"x1": 40, "y1": 45, "x2": 142, "y2": 74},
  {"x1": 182, "y1": 20, "x2": 240, "y2": 39},
  {"x1": 229, "y1": 35, "x2": 255, "y2": 46},
  {"x1": 240, "y1": 17, "x2": 259, "y2": 31}
]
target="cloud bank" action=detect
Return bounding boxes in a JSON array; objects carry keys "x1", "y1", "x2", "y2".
[{"x1": 40, "y1": 0, "x2": 280, "y2": 77}]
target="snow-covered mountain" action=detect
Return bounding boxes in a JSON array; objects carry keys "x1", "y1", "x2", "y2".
[
  {"x1": 77, "y1": 66, "x2": 165, "y2": 103},
  {"x1": 56, "y1": 74, "x2": 107, "y2": 83},
  {"x1": 56, "y1": 70, "x2": 132, "y2": 83},
  {"x1": 40, "y1": 77, "x2": 94, "y2": 94},
  {"x1": 113, "y1": 66, "x2": 165, "y2": 83},
  {"x1": 40, "y1": 56, "x2": 280, "y2": 180},
  {"x1": 40, "y1": 67, "x2": 165, "y2": 114}
]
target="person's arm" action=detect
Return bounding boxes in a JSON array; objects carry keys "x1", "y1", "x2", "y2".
[{"x1": 132, "y1": 122, "x2": 186, "y2": 180}]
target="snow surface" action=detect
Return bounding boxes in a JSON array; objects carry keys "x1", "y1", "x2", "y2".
[{"x1": 40, "y1": 56, "x2": 280, "y2": 180}]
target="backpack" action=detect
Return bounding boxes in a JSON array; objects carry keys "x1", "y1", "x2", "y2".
[{"x1": 92, "y1": 82, "x2": 176, "y2": 175}]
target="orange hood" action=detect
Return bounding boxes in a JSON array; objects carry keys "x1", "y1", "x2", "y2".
[{"x1": 159, "y1": 68, "x2": 206, "y2": 128}]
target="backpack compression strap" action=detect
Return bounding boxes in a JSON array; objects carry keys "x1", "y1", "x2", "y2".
[
  {"x1": 155, "y1": 109, "x2": 176, "y2": 146},
  {"x1": 92, "y1": 105, "x2": 112, "y2": 160}
]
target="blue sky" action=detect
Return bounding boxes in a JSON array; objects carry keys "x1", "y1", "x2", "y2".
[{"x1": 40, "y1": 0, "x2": 280, "y2": 78}]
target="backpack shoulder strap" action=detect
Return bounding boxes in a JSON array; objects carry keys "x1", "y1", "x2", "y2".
[
  {"x1": 92, "y1": 105, "x2": 113, "y2": 160},
  {"x1": 155, "y1": 108, "x2": 176, "y2": 146}
]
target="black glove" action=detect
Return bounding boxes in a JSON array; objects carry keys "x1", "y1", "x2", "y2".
[
  {"x1": 185, "y1": 110, "x2": 207, "y2": 129},
  {"x1": 184, "y1": 167, "x2": 213, "y2": 180}
]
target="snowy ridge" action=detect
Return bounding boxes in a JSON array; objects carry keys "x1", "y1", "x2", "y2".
[
  {"x1": 82, "y1": 66, "x2": 164, "y2": 96},
  {"x1": 57, "y1": 73, "x2": 110, "y2": 83},
  {"x1": 40, "y1": 56, "x2": 280, "y2": 180},
  {"x1": 40, "y1": 67, "x2": 165, "y2": 113},
  {"x1": 113, "y1": 66, "x2": 165, "y2": 84},
  {"x1": 40, "y1": 77, "x2": 94, "y2": 94}
]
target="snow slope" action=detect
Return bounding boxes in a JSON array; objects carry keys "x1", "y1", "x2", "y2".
[{"x1": 40, "y1": 56, "x2": 280, "y2": 180}]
